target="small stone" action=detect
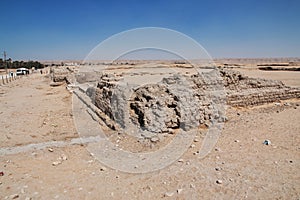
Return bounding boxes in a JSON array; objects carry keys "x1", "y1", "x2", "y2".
[
  {"x1": 31, "y1": 152, "x2": 37, "y2": 157},
  {"x1": 48, "y1": 148, "x2": 53, "y2": 152},
  {"x1": 215, "y1": 147, "x2": 220, "y2": 151},
  {"x1": 178, "y1": 159, "x2": 184, "y2": 163},
  {"x1": 164, "y1": 192, "x2": 174, "y2": 197},
  {"x1": 25, "y1": 197, "x2": 32, "y2": 200},
  {"x1": 194, "y1": 138, "x2": 199, "y2": 142},
  {"x1": 61, "y1": 154, "x2": 67, "y2": 161},
  {"x1": 215, "y1": 167, "x2": 221, "y2": 171},
  {"x1": 216, "y1": 180, "x2": 223, "y2": 184},
  {"x1": 263, "y1": 140, "x2": 271, "y2": 145},
  {"x1": 234, "y1": 140, "x2": 239, "y2": 143},
  {"x1": 177, "y1": 188, "x2": 183, "y2": 194},
  {"x1": 10, "y1": 194, "x2": 19, "y2": 199},
  {"x1": 190, "y1": 144, "x2": 195, "y2": 148},
  {"x1": 52, "y1": 161, "x2": 61, "y2": 166},
  {"x1": 100, "y1": 167, "x2": 106, "y2": 171},
  {"x1": 0, "y1": 171, "x2": 4, "y2": 176},
  {"x1": 190, "y1": 183, "x2": 195, "y2": 188},
  {"x1": 150, "y1": 137, "x2": 159, "y2": 143}
]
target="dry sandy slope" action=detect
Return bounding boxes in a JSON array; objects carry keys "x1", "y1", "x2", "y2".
[{"x1": 0, "y1": 72, "x2": 299, "y2": 199}]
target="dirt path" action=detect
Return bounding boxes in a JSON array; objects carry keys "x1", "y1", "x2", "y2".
[
  {"x1": 0, "y1": 74, "x2": 76, "y2": 148},
  {"x1": 0, "y1": 73, "x2": 299, "y2": 199}
]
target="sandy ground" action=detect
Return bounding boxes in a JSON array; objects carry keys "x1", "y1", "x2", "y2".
[
  {"x1": 236, "y1": 68, "x2": 300, "y2": 87},
  {"x1": 0, "y1": 70, "x2": 300, "y2": 199}
]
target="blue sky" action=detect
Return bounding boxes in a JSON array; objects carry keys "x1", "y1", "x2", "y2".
[{"x1": 0, "y1": 0, "x2": 299, "y2": 60}]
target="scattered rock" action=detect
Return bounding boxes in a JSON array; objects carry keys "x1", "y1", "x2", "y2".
[
  {"x1": 52, "y1": 161, "x2": 61, "y2": 166},
  {"x1": 164, "y1": 191, "x2": 174, "y2": 197},
  {"x1": 193, "y1": 138, "x2": 199, "y2": 142},
  {"x1": 0, "y1": 171, "x2": 4, "y2": 176},
  {"x1": 234, "y1": 139, "x2": 239, "y2": 143},
  {"x1": 50, "y1": 82, "x2": 64, "y2": 87},
  {"x1": 150, "y1": 137, "x2": 159, "y2": 143},
  {"x1": 215, "y1": 167, "x2": 221, "y2": 171},
  {"x1": 10, "y1": 194, "x2": 19, "y2": 199},
  {"x1": 263, "y1": 140, "x2": 271, "y2": 145},
  {"x1": 48, "y1": 148, "x2": 54, "y2": 152},
  {"x1": 216, "y1": 180, "x2": 223, "y2": 184},
  {"x1": 178, "y1": 159, "x2": 184, "y2": 163},
  {"x1": 100, "y1": 166, "x2": 107, "y2": 171},
  {"x1": 177, "y1": 188, "x2": 183, "y2": 194},
  {"x1": 61, "y1": 154, "x2": 68, "y2": 161}
]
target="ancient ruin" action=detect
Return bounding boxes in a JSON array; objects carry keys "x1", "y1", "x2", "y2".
[{"x1": 51, "y1": 65, "x2": 300, "y2": 134}]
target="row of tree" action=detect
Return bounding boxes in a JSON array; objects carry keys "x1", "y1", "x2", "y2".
[{"x1": 0, "y1": 59, "x2": 44, "y2": 69}]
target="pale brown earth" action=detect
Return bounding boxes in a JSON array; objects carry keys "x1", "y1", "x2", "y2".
[
  {"x1": 0, "y1": 65, "x2": 300, "y2": 199},
  {"x1": 236, "y1": 69, "x2": 300, "y2": 88}
]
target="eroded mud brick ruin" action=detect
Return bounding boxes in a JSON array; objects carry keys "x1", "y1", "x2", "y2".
[{"x1": 51, "y1": 66, "x2": 300, "y2": 134}]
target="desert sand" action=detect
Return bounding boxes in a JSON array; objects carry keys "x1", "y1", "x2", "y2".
[{"x1": 0, "y1": 61, "x2": 299, "y2": 199}]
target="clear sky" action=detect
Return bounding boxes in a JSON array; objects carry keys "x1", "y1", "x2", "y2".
[{"x1": 0, "y1": 0, "x2": 299, "y2": 60}]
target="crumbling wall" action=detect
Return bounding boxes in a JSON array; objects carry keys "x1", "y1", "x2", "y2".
[
  {"x1": 221, "y1": 69, "x2": 300, "y2": 106},
  {"x1": 91, "y1": 69, "x2": 300, "y2": 133}
]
